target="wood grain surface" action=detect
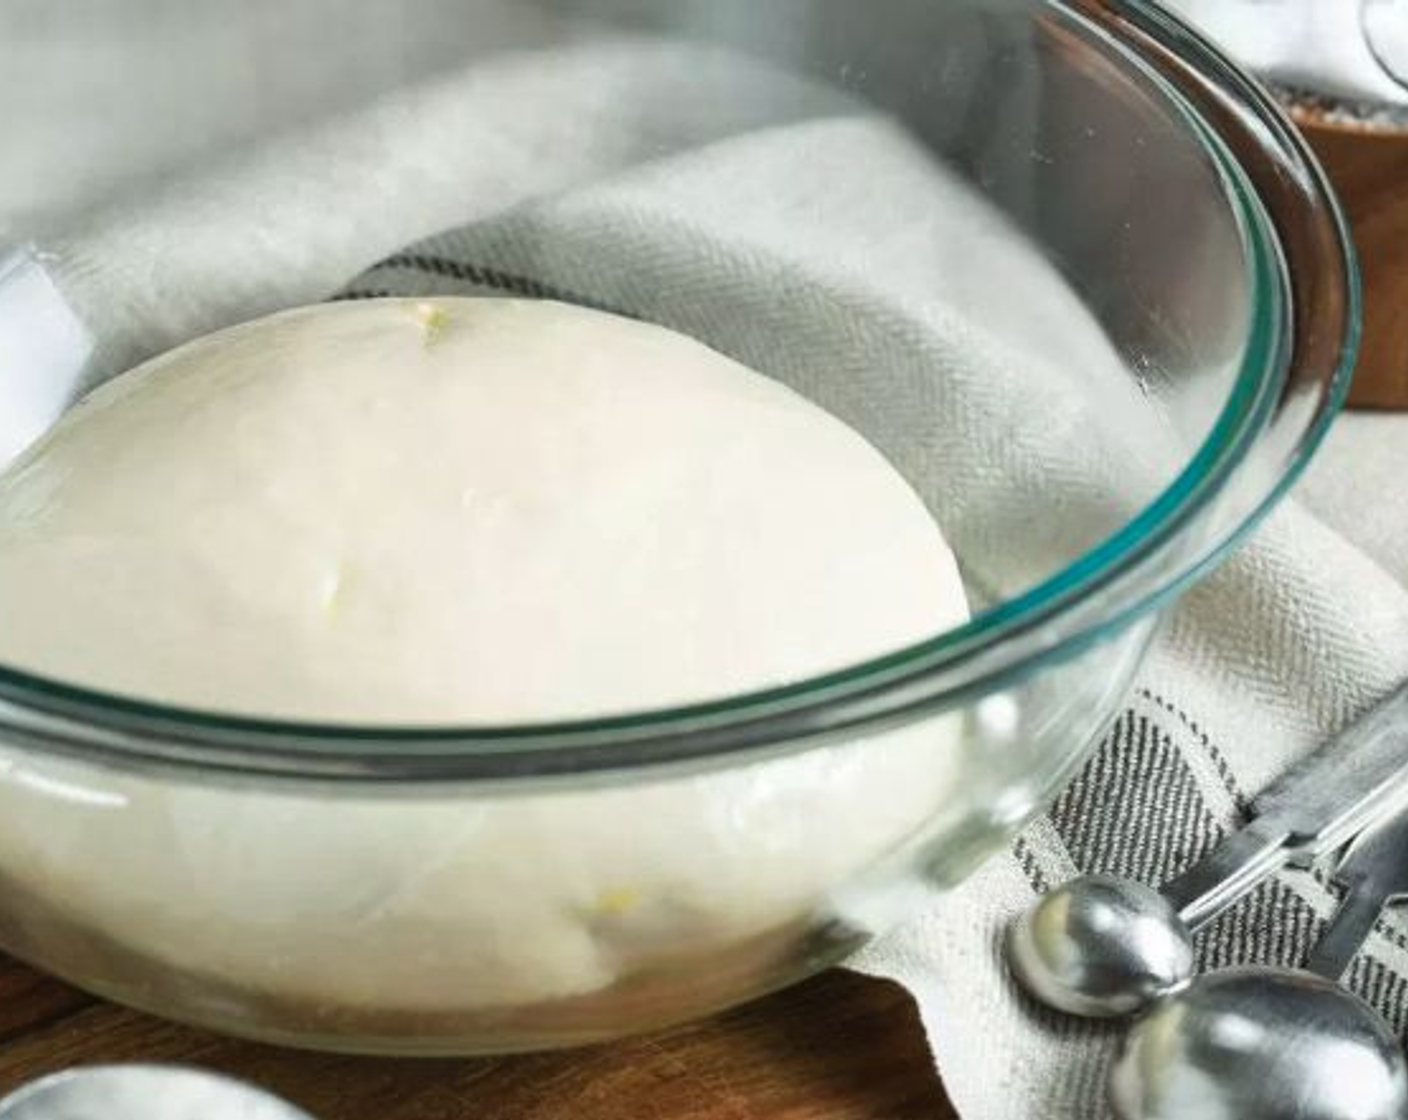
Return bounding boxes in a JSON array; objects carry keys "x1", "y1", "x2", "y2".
[{"x1": 0, "y1": 955, "x2": 956, "y2": 1119}]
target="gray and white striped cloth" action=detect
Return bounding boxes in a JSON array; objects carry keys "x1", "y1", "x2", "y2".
[{"x1": 10, "y1": 5, "x2": 1408, "y2": 1118}]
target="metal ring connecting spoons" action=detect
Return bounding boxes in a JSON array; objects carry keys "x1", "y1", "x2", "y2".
[
  {"x1": 1108, "y1": 804, "x2": 1408, "y2": 1120},
  {"x1": 1008, "y1": 680, "x2": 1408, "y2": 1017}
]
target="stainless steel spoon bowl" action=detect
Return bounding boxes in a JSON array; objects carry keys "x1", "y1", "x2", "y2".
[
  {"x1": 1108, "y1": 967, "x2": 1408, "y2": 1120},
  {"x1": 1006, "y1": 875, "x2": 1193, "y2": 1017},
  {"x1": 1110, "y1": 785, "x2": 1408, "y2": 1119}
]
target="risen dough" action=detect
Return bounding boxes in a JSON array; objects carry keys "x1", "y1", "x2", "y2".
[
  {"x1": 0, "y1": 299, "x2": 970, "y2": 1028},
  {"x1": 0, "y1": 298, "x2": 967, "y2": 722}
]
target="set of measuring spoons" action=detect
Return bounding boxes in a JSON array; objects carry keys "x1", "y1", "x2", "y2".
[{"x1": 1008, "y1": 681, "x2": 1408, "y2": 1120}]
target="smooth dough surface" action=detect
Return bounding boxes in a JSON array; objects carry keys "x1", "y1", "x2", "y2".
[
  {"x1": 0, "y1": 298, "x2": 967, "y2": 722},
  {"x1": 0, "y1": 299, "x2": 971, "y2": 1020}
]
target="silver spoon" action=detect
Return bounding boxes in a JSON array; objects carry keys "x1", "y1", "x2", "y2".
[
  {"x1": 1007, "y1": 680, "x2": 1408, "y2": 1017},
  {"x1": 0, "y1": 1065, "x2": 315, "y2": 1120},
  {"x1": 1107, "y1": 800, "x2": 1408, "y2": 1120}
]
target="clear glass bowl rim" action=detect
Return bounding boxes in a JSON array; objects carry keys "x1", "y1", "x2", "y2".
[{"x1": 0, "y1": 0, "x2": 1359, "y2": 782}]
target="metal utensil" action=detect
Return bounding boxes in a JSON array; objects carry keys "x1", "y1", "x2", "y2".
[
  {"x1": 0, "y1": 1065, "x2": 316, "y2": 1120},
  {"x1": 1107, "y1": 806, "x2": 1408, "y2": 1120},
  {"x1": 1108, "y1": 967, "x2": 1407, "y2": 1120},
  {"x1": 1007, "y1": 680, "x2": 1408, "y2": 1017},
  {"x1": 1307, "y1": 789, "x2": 1408, "y2": 982}
]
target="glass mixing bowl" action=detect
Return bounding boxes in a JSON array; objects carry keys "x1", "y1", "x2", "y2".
[{"x1": 0, "y1": 0, "x2": 1355, "y2": 1053}]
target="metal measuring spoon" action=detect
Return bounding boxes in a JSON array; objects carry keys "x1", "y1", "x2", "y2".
[
  {"x1": 1007, "y1": 681, "x2": 1408, "y2": 1017},
  {"x1": 0, "y1": 1065, "x2": 315, "y2": 1120},
  {"x1": 1108, "y1": 802, "x2": 1408, "y2": 1120}
]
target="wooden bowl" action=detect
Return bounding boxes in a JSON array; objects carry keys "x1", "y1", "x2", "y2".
[{"x1": 1289, "y1": 107, "x2": 1408, "y2": 409}]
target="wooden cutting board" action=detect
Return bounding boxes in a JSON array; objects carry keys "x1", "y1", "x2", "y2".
[{"x1": 0, "y1": 955, "x2": 956, "y2": 1119}]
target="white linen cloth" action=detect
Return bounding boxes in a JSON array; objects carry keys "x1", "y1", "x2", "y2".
[{"x1": 5, "y1": 4, "x2": 1408, "y2": 1118}]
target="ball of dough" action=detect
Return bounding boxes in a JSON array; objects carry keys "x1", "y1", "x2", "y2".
[
  {"x1": 0, "y1": 298, "x2": 967, "y2": 722},
  {"x1": 0, "y1": 298, "x2": 972, "y2": 1033}
]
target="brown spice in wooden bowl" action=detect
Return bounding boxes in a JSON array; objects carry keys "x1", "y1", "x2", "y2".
[{"x1": 1275, "y1": 85, "x2": 1408, "y2": 409}]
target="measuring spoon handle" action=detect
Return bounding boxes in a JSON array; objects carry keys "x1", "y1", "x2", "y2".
[
  {"x1": 1306, "y1": 887, "x2": 1387, "y2": 982},
  {"x1": 1162, "y1": 681, "x2": 1408, "y2": 932},
  {"x1": 1305, "y1": 800, "x2": 1408, "y2": 980}
]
